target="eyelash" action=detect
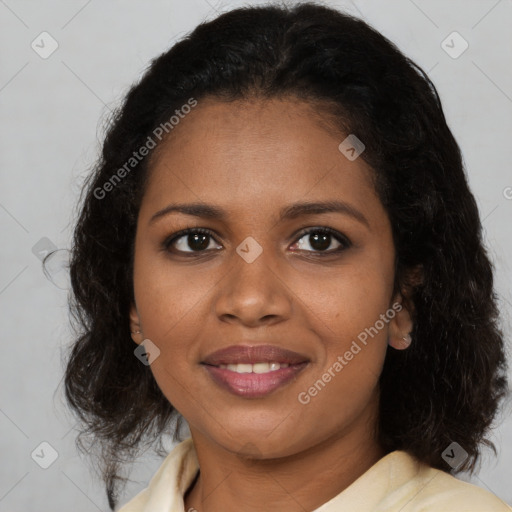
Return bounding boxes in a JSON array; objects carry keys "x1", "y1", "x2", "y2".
[{"x1": 162, "y1": 226, "x2": 352, "y2": 257}]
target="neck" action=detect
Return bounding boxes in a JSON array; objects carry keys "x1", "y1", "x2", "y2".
[{"x1": 184, "y1": 401, "x2": 385, "y2": 512}]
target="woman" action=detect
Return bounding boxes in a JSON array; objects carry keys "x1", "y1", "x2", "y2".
[{"x1": 61, "y1": 2, "x2": 510, "y2": 511}]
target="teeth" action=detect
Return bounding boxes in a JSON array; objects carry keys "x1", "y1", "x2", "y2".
[{"x1": 218, "y1": 362, "x2": 290, "y2": 373}]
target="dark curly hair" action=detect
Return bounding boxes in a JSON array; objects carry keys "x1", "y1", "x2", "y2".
[{"x1": 57, "y1": 1, "x2": 509, "y2": 509}]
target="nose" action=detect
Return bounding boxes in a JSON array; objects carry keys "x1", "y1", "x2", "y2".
[{"x1": 213, "y1": 245, "x2": 293, "y2": 327}]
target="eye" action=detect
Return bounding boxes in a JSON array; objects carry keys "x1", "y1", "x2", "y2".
[
  {"x1": 290, "y1": 227, "x2": 351, "y2": 255},
  {"x1": 163, "y1": 228, "x2": 221, "y2": 254},
  {"x1": 162, "y1": 226, "x2": 351, "y2": 256}
]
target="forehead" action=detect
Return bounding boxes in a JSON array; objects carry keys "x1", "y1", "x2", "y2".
[{"x1": 140, "y1": 97, "x2": 382, "y2": 226}]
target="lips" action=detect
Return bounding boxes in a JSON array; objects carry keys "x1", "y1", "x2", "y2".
[
  {"x1": 201, "y1": 344, "x2": 310, "y2": 398},
  {"x1": 202, "y1": 344, "x2": 309, "y2": 366}
]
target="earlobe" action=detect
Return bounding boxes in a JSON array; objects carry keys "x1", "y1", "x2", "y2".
[
  {"x1": 129, "y1": 303, "x2": 143, "y2": 345},
  {"x1": 388, "y1": 290, "x2": 414, "y2": 351},
  {"x1": 389, "y1": 332, "x2": 412, "y2": 350},
  {"x1": 388, "y1": 266, "x2": 422, "y2": 350}
]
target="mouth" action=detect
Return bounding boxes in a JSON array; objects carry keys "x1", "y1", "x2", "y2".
[{"x1": 201, "y1": 344, "x2": 310, "y2": 398}]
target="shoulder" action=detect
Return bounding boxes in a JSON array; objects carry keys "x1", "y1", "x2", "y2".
[
  {"x1": 117, "y1": 437, "x2": 198, "y2": 512},
  {"x1": 382, "y1": 453, "x2": 511, "y2": 512}
]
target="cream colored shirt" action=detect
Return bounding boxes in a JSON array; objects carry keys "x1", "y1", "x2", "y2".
[{"x1": 118, "y1": 437, "x2": 511, "y2": 512}]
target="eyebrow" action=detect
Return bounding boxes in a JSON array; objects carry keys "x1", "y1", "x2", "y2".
[{"x1": 149, "y1": 200, "x2": 370, "y2": 229}]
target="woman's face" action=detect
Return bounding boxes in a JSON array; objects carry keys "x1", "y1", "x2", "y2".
[{"x1": 130, "y1": 97, "x2": 406, "y2": 458}]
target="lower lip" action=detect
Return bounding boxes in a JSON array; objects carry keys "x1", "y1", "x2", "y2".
[{"x1": 202, "y1": 363, "x2": 308, "y2": 398}]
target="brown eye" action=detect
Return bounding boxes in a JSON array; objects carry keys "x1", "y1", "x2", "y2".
[
  {"x1": 163, "y1": 226, "x2": 351, "y2": 257},
  {"x1": 164, "y1": 228, "x2": 221, "y2": 254},
  {"x1": 291, "y1": 227, "x2": 351, "y2": 254}
]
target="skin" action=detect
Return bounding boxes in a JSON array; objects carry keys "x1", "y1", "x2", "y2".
[{"x1": 129, "y1": 96, "x2": 414, "y2": 512}]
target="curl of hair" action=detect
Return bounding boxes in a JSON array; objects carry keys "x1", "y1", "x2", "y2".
[{"x1": 60, "y1": 2, "x2": 509, "y2": 509}]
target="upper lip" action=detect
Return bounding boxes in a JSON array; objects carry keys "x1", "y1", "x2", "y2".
[{"x1": 202, "y1": 344, "x2": 310, "y2": 366}]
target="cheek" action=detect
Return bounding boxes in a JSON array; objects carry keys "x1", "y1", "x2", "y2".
[
  {"x1": 297, "y1": 277, "x2": 391, "y2": 432},
  {"x1": 133, "y1": 246, "x2": 211, "y2": 340},
  {"x1": 133, "y1": 274, "x2": 203, "y2": 414},
  {"x1": 296, "y1": 257, "x2": 394, "y2": 340},
  {"x1": 131, "y1": 253, "x2": 203, "y2": 401},
  {"x1": 297, "y1": 257, "x2": 392, "y2": 395}
]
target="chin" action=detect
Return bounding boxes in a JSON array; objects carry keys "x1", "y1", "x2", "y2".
[{"x1": 214, "y1": 429, "x2": 306, "y2": 460}]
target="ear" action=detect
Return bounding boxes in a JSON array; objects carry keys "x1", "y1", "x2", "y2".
[
  {"x1": 129, "y1": 302, "x2": 143, "y2": 345},
  {"x1": 388, "y1": 265, "x2": 423, "y2": 350}
]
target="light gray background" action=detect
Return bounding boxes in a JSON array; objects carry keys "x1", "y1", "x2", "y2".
[{"x1": 1, "y1": 0, "x2": 511, "y2": 510}]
